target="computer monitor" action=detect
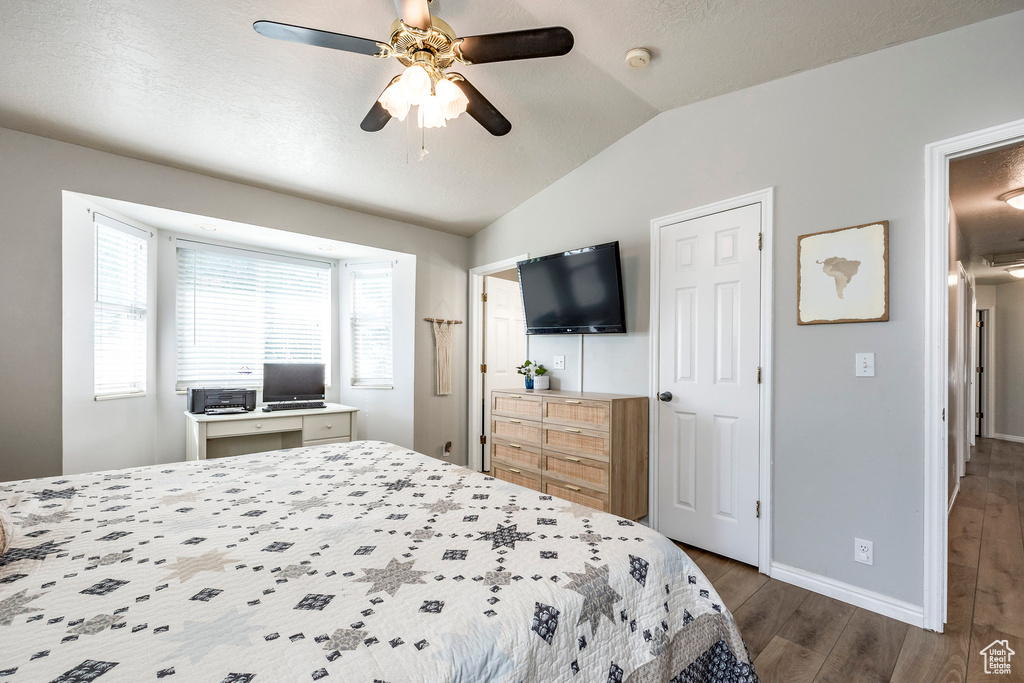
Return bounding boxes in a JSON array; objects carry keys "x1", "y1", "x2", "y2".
[{"x1": 262, "y1": 363, "x2": 326, "y2": 402}]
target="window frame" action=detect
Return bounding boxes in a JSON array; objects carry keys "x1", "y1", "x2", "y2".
[{"x1": 349, "y1": 261, "x2": 395, "y2": 390}]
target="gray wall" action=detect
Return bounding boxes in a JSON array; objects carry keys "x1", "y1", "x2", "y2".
[
  {"x1": 471, "y1": 11, "x2": 1024, "y2": 606},
  {"x1": 0, "y1": 126, "x2": 469, "y2": 482},
  {"x1": 995, "y1": 282, "x2": 1024, "y2": 440}
]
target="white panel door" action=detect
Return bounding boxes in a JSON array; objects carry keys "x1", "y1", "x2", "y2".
[
  {"x1": 483, "y1": 276, "x2": 526, "y2": 469},
  {"x1": 657, "y1": 203, "x2": 761, "y2": 565}
]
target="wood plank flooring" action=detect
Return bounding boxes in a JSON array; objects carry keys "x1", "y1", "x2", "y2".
[{"x1": 677, "y1": 437, "x2": 1024, "y2": 682}]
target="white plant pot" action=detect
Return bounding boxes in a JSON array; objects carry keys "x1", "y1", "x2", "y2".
[{"x1": 533, "y1": 375, "x2": 550, "y2": 390}]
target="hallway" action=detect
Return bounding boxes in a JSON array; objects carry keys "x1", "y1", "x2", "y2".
[{"x1": 680, "y1": 436, "x2": 1024, "y2": 681}]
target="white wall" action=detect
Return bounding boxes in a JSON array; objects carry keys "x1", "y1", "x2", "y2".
[
  {"x1": 994, "y1": 281, "x2": 1024, "y2": 440},
  {"x1": 976, "y1": 285, "x2": 996, "y2": 310},
  {"x1": 0, "y1": 126, "x2": 470, "y2": 482},
  {"x1": 471, "y1": 11, "x2": 1024, "y2": 607}
]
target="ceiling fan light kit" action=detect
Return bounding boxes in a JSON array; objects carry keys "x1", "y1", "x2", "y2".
[{"x1": 254, "y1": 0, "x2": 574, "y2": 136}]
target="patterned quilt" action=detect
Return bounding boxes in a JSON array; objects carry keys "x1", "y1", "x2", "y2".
[{"x1": 0, "y1": 441, "x2": 757, "y2": 682}]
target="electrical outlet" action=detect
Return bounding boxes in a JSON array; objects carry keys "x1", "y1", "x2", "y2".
[
  {"x1": 553, "y1": 355, "x2": 565, "y2": 370},
  {"x1": 855, "y1": 538, "x2": 873, "y2": 566}
]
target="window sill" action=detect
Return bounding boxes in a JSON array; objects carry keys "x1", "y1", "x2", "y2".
[
  {"x1": 94, "y1": 392, "x2": 146, "y2": 401},
  {"x1": 350, "y1": 385, "x2": 394, "y2": 390}
]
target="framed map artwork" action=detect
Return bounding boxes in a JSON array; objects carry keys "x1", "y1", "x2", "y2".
[{"x1": 797, "y1": 221, "x2": 889, "y2": 324}]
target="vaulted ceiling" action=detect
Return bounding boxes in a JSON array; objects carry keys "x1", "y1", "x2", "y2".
[{"x1": 2, "y1": 0, "x2": 1022, "y2": 236}]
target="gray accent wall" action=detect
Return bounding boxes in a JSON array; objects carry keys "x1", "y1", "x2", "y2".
[
  {"x1": 0, "y1": 127, "x2": 469, "y2": 482},
  {"x1": 471, "y1": 12, "x2": 1024, "y2": 606}
]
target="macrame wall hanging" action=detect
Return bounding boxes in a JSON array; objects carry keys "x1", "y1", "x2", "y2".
[{"x1": 425, "y1": 301, "x2": 462, "y2": 396}]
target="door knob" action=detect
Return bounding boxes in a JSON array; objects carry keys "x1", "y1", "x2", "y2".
[{"x1": 659, "y1": 392, "x2": 673, "y2": 402}]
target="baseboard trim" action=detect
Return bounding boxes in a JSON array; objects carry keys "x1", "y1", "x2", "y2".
[
  {"x1": 770, "y1": 562, "x2": 925, "y2": 628},
  {"x1": 993, "y1": 432, "x2": 1024, "y2": 444}
]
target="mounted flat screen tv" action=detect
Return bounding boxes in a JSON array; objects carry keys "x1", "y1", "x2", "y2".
[
  {"x1": 517, "y1": 242, "x2": 626, "y2": 335},
  {"x1": 263, "y1": 363, "x2": 326, "y2": 402}
]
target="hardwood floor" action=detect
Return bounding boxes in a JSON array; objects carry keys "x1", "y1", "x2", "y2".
[{"x1": 677, "y1": 437, "x2": 1024, "y2": 682}]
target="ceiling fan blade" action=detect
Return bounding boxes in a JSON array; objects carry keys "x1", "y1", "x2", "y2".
[
  {"x1": 394, "y1": 0, "x2": 431, "y2": 32},
  {"x1": 360, "y1": 89, "x2": 393, "y2": 132},
  {"x1": 455, "y1": 27, "x2": 573, "y2": 64},
  {"x1": 453, "y1": 76, "x2": 511, "y2": 136},
  {"x1": 253, "y1": 20, "x2": 386, "y2": 57}
]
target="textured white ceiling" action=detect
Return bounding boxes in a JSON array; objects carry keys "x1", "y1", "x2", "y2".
[
  {"x1": 951, "y1": 142, "x2": 1024, "y2": 284},
  {"x1": 2, "y1": 0, "x2": 1022, "y2": 236}
]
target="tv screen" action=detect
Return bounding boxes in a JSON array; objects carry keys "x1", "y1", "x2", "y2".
[
  {"x1": 263, "y1": 363, "x2": 326, "y2": 402},
  {"x1": 517, "y1": 242, "x2": 626, "y2": 334}
]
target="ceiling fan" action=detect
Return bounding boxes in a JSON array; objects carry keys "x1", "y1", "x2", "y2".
[{"x1": 254, "y1": 0, "x2": 574, "y2": 136}]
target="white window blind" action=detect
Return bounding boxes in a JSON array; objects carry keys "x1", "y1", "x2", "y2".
[
  {"x1": 350, "y1": 264, "x2": 393, "y2": 387},
  {"x1": 94, "y1": 214, "x2": 148, "y2": 398},
  {"x1": 176, "y1": 243, "x2": 332, "y2": 390}
]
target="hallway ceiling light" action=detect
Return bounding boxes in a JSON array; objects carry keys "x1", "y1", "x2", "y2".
[
  {"x1": 1000, "y1": 188, "x2": 1024, "y2": 210},
  {"x1": 1006, "y1": 265, "x2": 1024, "y2": 278}
]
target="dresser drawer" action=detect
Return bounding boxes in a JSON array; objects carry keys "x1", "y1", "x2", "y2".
[
  {"x1": 491, "y1": 416, "x2": 542, "y2": 447},
  {"x1": 207, "y1": 416, "x2": 302, "y2": 438},
  {"x1": 544, "y1": 479, "x2": 608, "y2": 512},
  {"x1": 542, "y1": 397, "x2": 611, "y2": 431},
  {"x1": 491, "y1": 440, "x2": 541, "y2": 472},
  {"x1": 303, "y1": 413, "x2": 351, "y2": 441},
  {"x1": 542, "y1": 425, "x2": 610, "y2": 461},
  {"x1": 492, "y1": 464, "x2": 542, "y2": 492},
  {"x1": 543, "y1": 452, "x2": 609, "y2": 491},
  {"x1": 492, "y1": 392, "x2": 543, "y2": 421}
]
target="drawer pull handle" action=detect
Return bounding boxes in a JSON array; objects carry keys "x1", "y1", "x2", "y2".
[
  {"x1": 564, "y1": 484, "x2": 581, "y2": 491},
  {"x1": 509, "y1": 419, "x2": 522, "y2": 424},
  {"x1": 565, "y1": 400, "x2": 582, "y2": 404},
  {"x1": 255, "y1": 423, "x2": 262, "y2": 429},
  {"x1": 565, "y1": 428, "x2": 581, "y2": 433},
  {"x1": 325, "y1": 424, "x2": 332, "y2": 429},
  {"x1": 509, "y1": 468, "x2": 521, "y2": 474},
  {"x1": 508, "y1": 444, "x2": 522, "y2": 449},
  {"x1": 509, "y1": 395, "x2": 522, "y2": 399},
  {"x1": 564, "y1": 457, "x2": 581, "y2": 462}
]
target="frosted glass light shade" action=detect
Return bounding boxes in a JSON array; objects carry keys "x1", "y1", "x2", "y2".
[
  {"x1": 435, "y1": 78, "x2": 469, "y2": 120},
  {"x1": 378, "y1": 81, "x2": 411, "y2": 121},
  {"x1": 401, "y1": 65, "x2": 432, "y2": 106},
  {"x1": 418, "y1": 95, "x2": 447, "y2": 129}
]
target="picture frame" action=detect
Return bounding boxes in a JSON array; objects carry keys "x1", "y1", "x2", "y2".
[{"x1": 797, "y1": 220, "x2": 889, "y2": 325}]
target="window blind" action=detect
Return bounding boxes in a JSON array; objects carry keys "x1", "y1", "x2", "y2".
[
  {"x1": 176, "y1": 244, "x2": 332, "y2": 390},
  {"x1": 350, "y1": 264, "x2": 393, "y2": 387},
  {"x1": 94, "y1": 215, "x2": 148, "y2": 398}
]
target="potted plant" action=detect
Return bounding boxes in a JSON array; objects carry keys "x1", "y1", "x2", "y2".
[{"x1": 516, "y1": 360, "x2": 548, "y2": 390}]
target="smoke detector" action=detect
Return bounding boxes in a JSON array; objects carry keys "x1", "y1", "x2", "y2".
[{"x1": 625, "y1": 48, "x2": 652, "y2": 69}]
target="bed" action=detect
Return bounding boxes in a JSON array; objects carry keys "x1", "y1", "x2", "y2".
[{"x1": 0, "y1": 441, "x2": 757, "y2": 682}]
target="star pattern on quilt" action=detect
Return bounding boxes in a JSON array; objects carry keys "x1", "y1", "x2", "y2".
[
  {"x1": 162, "y1": 549, "x2": 239, "y2": 583},
  {"x1": 420, "y1": 499, "x2": 463, "y2": 515},
  {"x1": 475, "y1": 523, "x2": 534, "y2": 550},
  {"x1": 355, "y1": 557, "x2": 431, "y2": 596},
  {"x1": 0, "y1": 588, "x2": 44, "y2": 625},
  {"x1": 563, "y1": 563, "x2": 622, "y2": 635}
]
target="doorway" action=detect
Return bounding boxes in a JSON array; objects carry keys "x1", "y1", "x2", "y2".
[
  {"x1": 468, "y1": 254, "x2": 528, "y2": 472},
  {"x1": 924, "y1": 117, "x2": 1024, "y2": 632},
  {"x1": 649, "y1": 188, "x2": 774, "y2": 571},
  {"x1": 481, "y1": 271, "x2": 526, "y2": 471}
]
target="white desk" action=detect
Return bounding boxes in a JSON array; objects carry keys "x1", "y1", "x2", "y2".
[{"x1": 184, "y1": 403, "x2": 358, "y2": 461}]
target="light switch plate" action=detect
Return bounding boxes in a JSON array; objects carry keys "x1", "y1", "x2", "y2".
[
  {"x1": 553, "y1": 355, "x2": 565, "y2": 370},
  {"x1": 855, "y1": 352, "x2": 875, "y2": 377}
]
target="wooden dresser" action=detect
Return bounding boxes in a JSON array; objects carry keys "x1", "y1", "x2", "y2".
[{"x1": 489, "y1": 389, "x2": 649, "y2": 520}]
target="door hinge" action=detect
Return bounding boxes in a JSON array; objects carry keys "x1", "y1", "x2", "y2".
[
  {"x1": 976, "y1": 412, "x2": 983, "y2": 418},
  {"x1": 977, "y1": 366, "x2": 983, "y2": 373},
  {"x1": 942, "y1": 408, "x2": 945, "y2": 421},
  {"x1": 482, "y1": 292, "x2": 488, "y2": 303},
  {"x1": 757, "y1": 367, "x2": 762, "y2": 384},
  {"x1": 480, "y1": 364, "x2": 487, "y2": 373},
  {"x1": 480, "y1": 435, "x2": 487, "y2": 445},
  {"x1": 758, "y1": 232, "x2": 763, "y2": 251},
  {"x1": 756, "y1": 500, "x2": 761, "y2": 518},
  {"x1": 977, "y1": 320, "x2": 983, "y2": 327}
]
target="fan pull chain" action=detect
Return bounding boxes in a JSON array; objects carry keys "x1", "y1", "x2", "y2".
[{"x1": 419, "y1": 125, "x2": 429, "y2": 161}]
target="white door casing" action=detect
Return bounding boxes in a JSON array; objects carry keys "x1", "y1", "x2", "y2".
[
  {"x1": 483, "y1": 275, "x2": 526, "y2": 470},
  {"x1": 656, "y1": 202, "x2": 762, "y2": 565}
]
